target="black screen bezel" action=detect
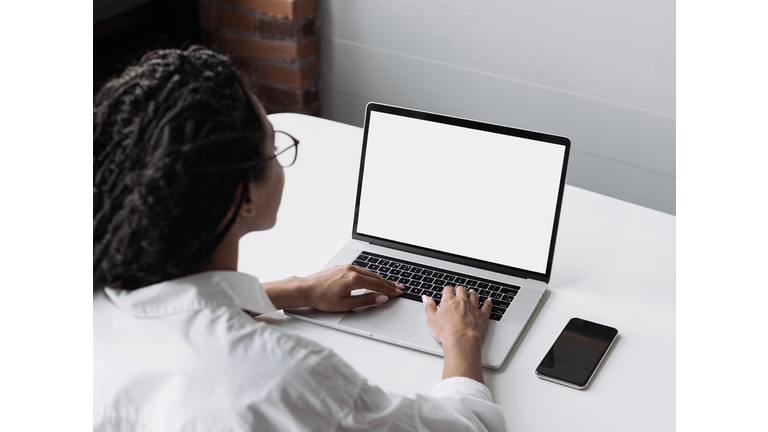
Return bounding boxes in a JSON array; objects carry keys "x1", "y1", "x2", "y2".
[
  {"x1": 351, "y1": 102, "x2": 571, "y2": 284},
  {"x1": 535, "y1": 318, "x2": 619, "y2": 387}
]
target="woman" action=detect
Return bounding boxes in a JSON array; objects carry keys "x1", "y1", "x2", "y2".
[{"x1": 93, "y1": 47, "x2": 505, "y2": 431}]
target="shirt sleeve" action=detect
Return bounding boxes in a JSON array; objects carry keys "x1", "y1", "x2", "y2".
[{"x1": 337, "y1": 376, "x2": 507, "y2": 432}]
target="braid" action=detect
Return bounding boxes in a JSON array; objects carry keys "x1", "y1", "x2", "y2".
[{"x1": 94, "y1": 47, "x2": 266, "y2": 290}]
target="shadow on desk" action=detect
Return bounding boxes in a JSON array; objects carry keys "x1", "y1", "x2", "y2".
[{"x1": 486, "y1": 289, "x2": 551, "y2": 384}]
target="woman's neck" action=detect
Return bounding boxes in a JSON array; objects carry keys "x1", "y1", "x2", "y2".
[{"x1": 196, "y1": 227, "x2": 241, "y2": 273}]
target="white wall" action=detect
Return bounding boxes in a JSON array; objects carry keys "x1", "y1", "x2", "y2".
[{"x1": 317, "y1": 0, "x2": 675, "y2": 215}]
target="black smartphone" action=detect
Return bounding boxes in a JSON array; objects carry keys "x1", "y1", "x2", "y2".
[{"x1": 535, "y1": 318, "x2": 618, "y2": 389}]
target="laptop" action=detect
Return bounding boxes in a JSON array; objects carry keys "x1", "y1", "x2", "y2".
[{"x1": 285, "y1": 103, "x2": 570, "y2": 369}]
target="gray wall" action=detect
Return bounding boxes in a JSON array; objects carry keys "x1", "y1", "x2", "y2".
[{"x1": 317, "y1": 0, "x2": 675, "y2": 215}]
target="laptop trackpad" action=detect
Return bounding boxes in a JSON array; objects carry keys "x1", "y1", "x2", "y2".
[{"x1": 339, "y1": 299, "x2": 443, "y2": 352}]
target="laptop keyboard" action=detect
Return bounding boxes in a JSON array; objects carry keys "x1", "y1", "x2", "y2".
[{"x1": 352, "y1": 252, "x2": 520, "y2": 321}]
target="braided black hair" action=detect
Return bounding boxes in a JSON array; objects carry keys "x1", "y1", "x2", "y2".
[{"x1": 94, "y1": 47, "x2": 267, "y2": 290}]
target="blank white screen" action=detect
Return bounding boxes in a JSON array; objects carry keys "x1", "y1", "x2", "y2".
[{"x1": 356, "y1": 111, "x2": 566, "y2": 274}]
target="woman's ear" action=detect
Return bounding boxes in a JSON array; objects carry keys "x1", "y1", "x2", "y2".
[{"x1": 238, "y1": 182, "x2": 259, "y2": 218}]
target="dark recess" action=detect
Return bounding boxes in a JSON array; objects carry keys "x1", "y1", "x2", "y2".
[{"x1": 94, "y1": 0, "x2": 201, "y2": 94}]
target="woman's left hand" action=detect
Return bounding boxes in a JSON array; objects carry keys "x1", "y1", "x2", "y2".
[{"x1": 263, "y1": 265, "x2": 403, "y2": 312}]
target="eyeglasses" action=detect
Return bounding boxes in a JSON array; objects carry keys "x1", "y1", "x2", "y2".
[
  {"x1": 203, "y1": 130, "x2": 299, "y2": 173},
  {"x1": 271, "y1": 130, "x2": 300, "y2": 168}
]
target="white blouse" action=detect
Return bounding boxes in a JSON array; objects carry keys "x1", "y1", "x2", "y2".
[{"x1": 93, "y1": 271, "x2": 507, "y2": 431}]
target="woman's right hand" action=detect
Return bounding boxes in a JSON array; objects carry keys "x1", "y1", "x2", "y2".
[{"x1": 423, "y1": 285, "x2": 492, "y2": 383}]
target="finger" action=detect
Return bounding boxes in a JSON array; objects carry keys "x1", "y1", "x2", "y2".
[
  {"x1": 422, "y1": 294, "x2": 437, "y2": 318},
  {"x1": 345, "y1": 292, "x2": 390, "y2": 310},
  {"x1": 350, "y1": 270, "x2": 403, "y2": 297},
  {"x1": 422, "y1": 295, "x2": 442, "y2": 343},
  {"x1": 349, "y1": 264, "x2": 389, "y2": 282},
  {"x1": 479, "y1": 297, "x2": 493, "y2": 317},
  {"x1": 360, "y1": 273, "x2": 404, "y2": 296},
  {"x1": 442, "y1": 284, "x2": 455, "y2": 301},
  {"x1": 468, "y1": 288, "x2": 479, "y2": 306},
  {"x1": 455, "y1": 285, "x2": 468, "y2": 298}
]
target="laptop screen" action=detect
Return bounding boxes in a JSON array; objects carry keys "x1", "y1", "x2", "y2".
[{"x1": 354, "y1": 106, "x2": 569, "y2": 277}]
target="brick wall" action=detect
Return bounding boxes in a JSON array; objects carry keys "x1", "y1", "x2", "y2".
[{"x1": 199, "y1": 0, "x2": 319, "y2": 115}]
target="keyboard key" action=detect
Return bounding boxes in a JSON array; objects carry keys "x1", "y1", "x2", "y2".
[
  {"x1": 367, "y1": 258, "x2": 380, "y2": 264},
  {"x1": 400, "y1": 265, "x2": 412, "y2": 272},
  {"x1": 379, "y1": 260, "x2": 391, "y2": 267},
  {"x1": 479, "y1": 289, "x2": 491, "y2": 297},
  {"x1": 422, "y1": 270, "x2": 434, "y2": 277},
  {"x1": 398, "y1": 291, "x2": 421, "y2": 302},
  {"x1": 421, "y1": 283, "x2": 433, "y2": 290},
  {"x1": 367, "y1": 264, "x2": 380, "y2": 271},
  {"x1": 408, "y1": 279, "x2": 421, "y2": 287},
  {"x1": 401, "y1": 271, "x2": 413, "y2": 278},
  {"x1": 422, "y1": 276, "x2": 435, "y2": 283},
  {"x1": 433, "y1": 272, "x2": 445, "y2": 279},
  {"x1": 490, "y1": 314, "x2": 503, "y2": 321},
  {"x1": 501, "y1": 294, "x2": 514, "y2": 302},
  {"x1": 386, "y1": 275, "x2": 399, "y2": 282},
  {"x1": 389, "y1": 263, "x2": 401, "y2": 269},
  {"x1": 410, "y1": 288, "x2": 423, "y2": 295},
  {"x1": 379, "y1": 267, "x2": 391, "y2": 274},
  {"x1": 488, "y1": 285, "x2": 502, "y2": 292},
  {"x1": 466, "y1": 280, "x2": 478, "y2": 287},
  {"x1": 433, "y1": 280, "x2": 446, "y2": 289},
  {"x1": 455, "y1": 277, "x2": 467, "y2": 284},
  {"x1": 432, "y1": 292, "x2": 443, "y2": 300},
  {"x1": 490, "y1": 292, "x2": 502, "y2": 299},
  {"x1": 389, "y1": 269, "x2": 402, "y2": 276},
  {"x1": 492, "y1": 306, "x2": 506, "y2": 315},
  {"x1": 411, "y1": 274, "x2": 423, "y2": 281},
  {"x1": 398, "y1": 277, "x2": 410, "y2": 284},
  {"x1": 444, "y1": 275, "x2": 456, "y2": 282},
  {"x1": 477, "y1": 282, "x2": 489, "y2": 289},
  {"x1": 356, "y1": 254, "x2": 368, "y2": 260},
  {"x1": 495, "y1": 300, "x2": 510, "y2": 309},
  {"x1": 352, "y1": 260, "x2": 368, "y2": 268},
  {"x1": 500, "y1": 287, "x2": 519, "y2": 295},
  {"x1": 410, "y1": 268, "x2": 422, "y2": 275}
]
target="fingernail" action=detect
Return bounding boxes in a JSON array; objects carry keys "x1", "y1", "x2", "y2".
[
  {"x1": 421, "y1": 295, "x2": 428, "y2": 304},
  {"x1": 395, "y1": 283, "x2": 404, "y2": 288},
  {"x1": 395, "y1": 288, "x2": 403, "y2": 294},
  {"x1": 375, "y1": 295, "x2": 388, "y2": 303}
]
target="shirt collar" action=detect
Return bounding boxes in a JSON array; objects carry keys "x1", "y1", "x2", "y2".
[{"x1": 104, "y1": 271, "x2": 277, "y2": 317}]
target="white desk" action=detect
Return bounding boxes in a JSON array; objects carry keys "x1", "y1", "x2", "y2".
[{"x1": 239, "y1": 113, "x2": 676, "y2": 432}]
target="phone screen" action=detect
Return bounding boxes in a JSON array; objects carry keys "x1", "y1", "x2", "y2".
[{"x1": 535, "y1": 318, "x2": 618, "y2": 388}]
